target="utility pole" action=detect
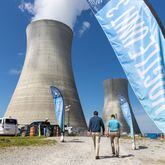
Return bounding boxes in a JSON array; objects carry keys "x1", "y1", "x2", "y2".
[{"x1": 65, "y1": 105, "x2": 71, "y2": 127}]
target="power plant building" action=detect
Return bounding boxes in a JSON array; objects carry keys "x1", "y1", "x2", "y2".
[
  {"x1": 5, "y1": 20, "x2": 87, "y2": 130},
  {"x1": 103, "y1": 78, "x2": 140, "y2": 134}
]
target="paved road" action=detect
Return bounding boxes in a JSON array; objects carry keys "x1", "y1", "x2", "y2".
[{"x1": 0, "y1": 137, "x2": 164, "y2": 165}]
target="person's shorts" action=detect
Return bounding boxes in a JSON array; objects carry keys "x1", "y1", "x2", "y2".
[{"x1": 109, "y1": 131, "x2": 120, "y2": 138}]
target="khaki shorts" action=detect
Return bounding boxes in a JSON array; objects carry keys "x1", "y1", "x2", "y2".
[{"x1": 108, "y1": 131, "x2": 120, "y2": 137}]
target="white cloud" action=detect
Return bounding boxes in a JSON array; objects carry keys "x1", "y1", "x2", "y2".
[
  {"x1": 18, "y1": 1, "x2": 35, "y2": 15},
  {"x1": 18, "y1": 0, "x2": 90, "y2": 29},
  {"x1": 79, "y1": 21, "x2": 91, "y2": 37},
  {"x1": 9, "y1": 69, "x2": 22, "y2": 76}
]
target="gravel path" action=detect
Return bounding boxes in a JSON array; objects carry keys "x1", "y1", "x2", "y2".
[{"x1": 0, "y1": 137, "x2": 164, "y2": 165}]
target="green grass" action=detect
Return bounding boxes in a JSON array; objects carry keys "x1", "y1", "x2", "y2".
[{"x1": 0, "y1": 136, "x2": 56, "y2": 148}]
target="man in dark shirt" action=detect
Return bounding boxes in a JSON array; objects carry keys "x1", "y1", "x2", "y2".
[{"x1": 88, "y1": 111, "x2": 105, "y2": 159}]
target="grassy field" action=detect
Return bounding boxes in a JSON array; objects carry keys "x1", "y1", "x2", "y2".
[{"x1": 0, "y1": 136, "x2": 56, "y2": 148}]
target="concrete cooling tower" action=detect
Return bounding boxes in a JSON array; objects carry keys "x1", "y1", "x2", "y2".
[
  {"x1": 103, "y1": 78, "x2": 140, "y2": 134},
  {"x1": 5, "y1": 20, "x2": 87, "y2": 130}
]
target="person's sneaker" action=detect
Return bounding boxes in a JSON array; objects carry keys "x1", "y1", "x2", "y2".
[{"x1": 95, "y1": 156, "x2": 100, "y2": 159}]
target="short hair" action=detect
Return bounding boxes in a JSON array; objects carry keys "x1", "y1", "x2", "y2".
[
  {"x1": 111, "y1": 114, "x2": 115, "y2": 118},
  {"x1": 94, "y1": 111, "x2": 98, "y2": 116}
]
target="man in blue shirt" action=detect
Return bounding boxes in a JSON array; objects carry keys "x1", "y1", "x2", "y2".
[
  {"x1": 88, "y1": 111, "x2": 105, "y2": 159},
  {"x1": 107, "y1": 114, "x2": 121, "y2": 157}
]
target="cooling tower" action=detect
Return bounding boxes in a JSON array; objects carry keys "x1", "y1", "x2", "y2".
[
  {"x1": 5, "y1": 20, "x2": 87, "y2": 130},
  {"x1": 103, "y1": 78, "x2": 140, "y2": 134}
]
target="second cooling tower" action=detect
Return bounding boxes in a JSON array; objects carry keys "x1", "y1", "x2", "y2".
[
  {"x1": 5, "y1": 20, "x2": 87, "y2": 130},
  {"x1": 103, "y1": 78, "x2": 140, "y2": 134}
]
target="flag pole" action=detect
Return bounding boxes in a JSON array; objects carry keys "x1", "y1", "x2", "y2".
[
  {"x1": 130, "y1": 112, "x2": 136, "y2": 150},
  {"x1": 118, "y1": 95, "x2": 137, "y2": 150},
  {"x1": 50, "y1": 86, "x2": 65, "y2": 143},
  {"x1": 60, "y1": 119, "x2": 65, "y2": 142},
  {"x1": 60, "y1": 93, "x2": 65, "y2": 142},
  {"x1": 131, "y1": 126, "x2": 136, "y2": 150}
]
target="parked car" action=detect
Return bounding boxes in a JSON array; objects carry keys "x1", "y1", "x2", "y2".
[
  {"x1": 0, "y1": 117, "x2": 18, "y2": 136},
  {"x1": 65, "y1": 126, "x2": 78, "y2": 136},
  {"x1": 65, "y1": 126, "x2": 73, "y2": 135}
]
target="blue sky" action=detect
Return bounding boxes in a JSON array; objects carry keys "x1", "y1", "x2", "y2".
[{"x1": 0, "y1": 0, "x2": 164, "y2": 133}]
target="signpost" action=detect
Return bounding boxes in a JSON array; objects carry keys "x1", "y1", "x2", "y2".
[{"x1": 50, "y1": 86, "x2": 65, "y2": 142}]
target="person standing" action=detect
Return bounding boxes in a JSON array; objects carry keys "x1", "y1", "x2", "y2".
[
  {"x1": 43, "y1": 118, "x2": 50, "y2": 137},
  {"x1": 88, "y1": 111, "x2": 105, "y2": 159},
  {"x1": 107, "y1": 114, "x2": 121, "y2": 157}
]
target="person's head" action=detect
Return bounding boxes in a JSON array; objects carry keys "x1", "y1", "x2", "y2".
[
  {"x1": 45, "y1": 118, "x2": 49, "y2": 122},
  {"x1": 93, "y1": 111, "x2": 98, "y2": 116},
  {"x1": 111, "y1": 114, "x2": 115, "y2": 119}
]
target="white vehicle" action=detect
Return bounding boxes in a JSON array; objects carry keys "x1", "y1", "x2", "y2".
[
  {"x1": 0, "y1": 117, "x2": 18, "y2": 136},
  {"x1": 65, "y1": 126, "x2": 73, "y2": 135}
]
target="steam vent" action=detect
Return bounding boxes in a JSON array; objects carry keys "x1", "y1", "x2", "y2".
[
  {"x1": 103, "y1": 78, "x2": 141, "y2": 134},
  {"x1": 5, "y1": 20, "x2": 87, "y2": 130}
]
